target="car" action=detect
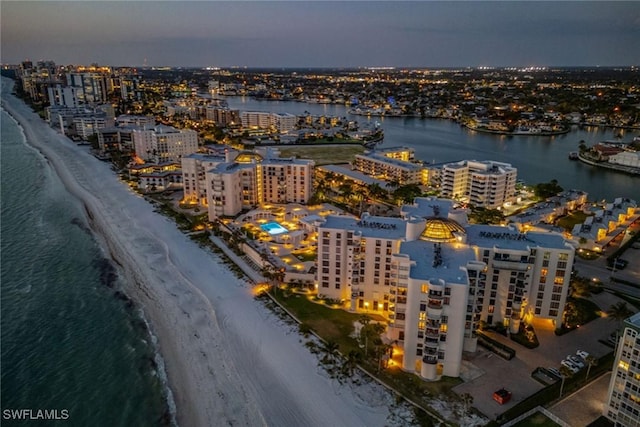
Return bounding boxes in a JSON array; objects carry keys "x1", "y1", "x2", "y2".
[
  {"x1": 547, "y1": 367, "x2": 562, "y2": 378},
  {"x1": 607, "y1": 258, "x2": 629, "y2": 270},
  {"x1": 567, "y1": 355, "x2": 585, "y2": 368},
  {"x1": 576, "y1": 350, "x2": 590, "y2": 360},
  {"x1": 561, "y1": 360, "x2": 580, "y2": 374},
  {"x1": 493, "y1": 388, "x2": 512, "y2": 405}
]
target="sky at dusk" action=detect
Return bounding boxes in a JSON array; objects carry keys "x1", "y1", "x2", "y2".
[{"x1": 2, "y1": 1, "x2": 639, "y2": 68}]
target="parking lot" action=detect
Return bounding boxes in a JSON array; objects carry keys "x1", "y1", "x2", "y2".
[{"x1": 453, "y1": 291, "x2": 625, "y2": 421}]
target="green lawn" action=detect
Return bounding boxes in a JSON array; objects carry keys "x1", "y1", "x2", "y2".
[
  {"x1": 512, "y1": 411, "x2": 560, "y2": 427},
  {"x1": 270, "y1": 292, "x2": 464, "y2": 421},
  {"x1": 291, "y1": 250, "x2": 317, "y2": 262},
  {"x1": 278, "y1": 145, "x2": 366, "y2": 165},
  {"x1": 272, "y1": 292, "x2": 364, "y2": 353},
  {"x1": 556, "y1": 211, "x2": 592, "y2": 231}
]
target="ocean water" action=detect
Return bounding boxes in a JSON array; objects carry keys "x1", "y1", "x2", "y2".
[{"x1": 0, "y1": 108, "x2": 169, "y2": 426}]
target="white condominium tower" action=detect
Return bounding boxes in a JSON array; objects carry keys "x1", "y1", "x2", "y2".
[
  {"x1": 133, "y1": 125, "x2": 198, "y2": 163},
  {"x1": 205, "y1": 151, "x2": 314, "y2": 219},
  {"x1": 316, "y1": 197, "x2": 575, "y2": 380},
  {"x1": 605, "y1": 312, "x2": 640, "y2": 427},
  {"x1": 439, "y1": 160, "x2": 517, "y2": 209},
  {"x1": 182, "y1": 152, "x2": 229, "y2": 206}
]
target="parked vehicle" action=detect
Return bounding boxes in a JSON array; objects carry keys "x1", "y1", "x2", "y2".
[
  {"x1": 561, "y1": 360, "x2": 580, "y2": 373},
  {"x1": 568, "y1": 355, "x2": 585, "y2": 368},
  {"x1": 576, "y1": 350, "x2": 590, "y2": 360},
  {"x1": 547, "y1": 367, "x2": 562, "y2": 378},
  {"x1": 493, "y1": 388, "x2": 512, "y2": 405}
]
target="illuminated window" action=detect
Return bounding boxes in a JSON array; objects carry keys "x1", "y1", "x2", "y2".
[{"x1": 618, "y1": 360, "x2": 629, "y2": 371}]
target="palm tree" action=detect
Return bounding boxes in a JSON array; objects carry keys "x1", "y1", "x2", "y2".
[
  {"x1": 358, "y1": 315, "x2": 372, "y2": 355},
  {"x1": 559, "y1": 365, "x2": 574, "y2": 398},
  {"x1": 607, "y1": 302, "x2": 634, "y2": 345},
  {"x1": 342, "y1": 350, "x2": 362, "y2": 377},
  {"x1": 460, "y1": 393, "x2": 474, "y2": 418},
  {"x1": 584, "y1": 355, "x2": 598, "y2": 382},
  {"x1": 322, "y1": 340, "x2": 340, "y2": 364},
  {"x1": 376, "y1": 343, "x2": 392, "y2": 373}
]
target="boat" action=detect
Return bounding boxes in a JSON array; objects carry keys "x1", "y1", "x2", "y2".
[{"x1": 568, "y1": 151, "x2": 579, "y2": 160}]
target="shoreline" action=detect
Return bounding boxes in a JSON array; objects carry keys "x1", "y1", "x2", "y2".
[
  {"x1": 462, "y1": 123, "x2": 571, "y2": 137},
  {"x1": 1, "y1": 83, "x2": 263, "y2": 427},
  {"x1": 577, "y1": 152, "x2": 640, "y2": 176},
  {"x1": 2, "y1": 79, "x2": 399, "y2": 427}
]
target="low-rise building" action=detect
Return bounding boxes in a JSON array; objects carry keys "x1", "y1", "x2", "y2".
[
  {"x1": 571, "y1": 198, "x2": 639, "y2": 249},
  {"x1": 353, "y1": 148, "x2": 429, "y2": 186}
]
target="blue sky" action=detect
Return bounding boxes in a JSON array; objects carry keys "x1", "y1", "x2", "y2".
[{"x1": 2, "y1": 1, "x2": 638, "y2": 67}]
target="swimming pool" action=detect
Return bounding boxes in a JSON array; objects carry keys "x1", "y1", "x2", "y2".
[{"x1": 260, "y1": 221, "x2": 289, "y2": 235}]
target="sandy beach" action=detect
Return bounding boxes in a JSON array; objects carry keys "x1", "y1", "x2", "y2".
[{"x1": 1, "y1": 79, "x2": 399, "y2": 426}]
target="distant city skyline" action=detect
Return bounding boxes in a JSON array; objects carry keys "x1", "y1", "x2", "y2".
[{"x1": 2, "y1": 1, "x2": 638, "y2": 68}]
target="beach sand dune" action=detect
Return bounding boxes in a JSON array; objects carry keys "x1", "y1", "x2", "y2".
[{"x1": 2, "y1": 80, "x2": 394, "y2": 427}]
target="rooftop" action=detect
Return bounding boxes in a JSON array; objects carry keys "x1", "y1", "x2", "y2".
[
  {"x1": 421, "y1": 217, "x2": 466, "y2": 242},
  {"x1": 466, "y1": 224, "x2": 569, "y2": 250},
  {"x1": 399, "y1": 240, "x2": 475, "y2": 284},
  {"x1": 320, "y1": 213, "x2": 406, "y2": 239}
]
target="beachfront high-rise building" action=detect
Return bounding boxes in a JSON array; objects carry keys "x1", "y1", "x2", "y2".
[
  {"x1": 47, "y1": 84, "x2": 79, "y2": 108},
  {"x1": 439, "y1": 160, "x2": 517, "y2": 209},
  {"x1": 66, "y1": 72, "x2": 110, "y2": 105},
  {"x1": 181, "y1": 152, "x2": 230, "y2": 206},
  {"x1": 315, "y1": 197, "x2": 575, "y2": 380},
  {"x1": 133, "y1": 125, "x2": 198, "y2": 163},
  {"x1": 604, "y1": 312, "x2": 640, "y2": 427},
  {"x1": 205, "y1": 152, "x2": 314, "y2": 219}
]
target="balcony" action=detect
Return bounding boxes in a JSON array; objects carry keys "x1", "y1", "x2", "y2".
[
  {"x1": 491, "y1": 260, "x2": 530, "y2": 271},
  {"x1": 426, "y1": 319, "x2": 440, "y2": 328},
  {"x1": 424, "y1": 337, "x2": 439, "y2": 348},
  {"x1": 428, "y1": 298, "x2": 443, "y2": 309},
  {"x1": 425, "y1": 327, "x2": 440, "y2": 338},
  {"x1": 427, "y1": 309, "x2": 442, "y2": 320},
  {"x1": 422, "y1": 355, "x2": 438, "y2": 365}
]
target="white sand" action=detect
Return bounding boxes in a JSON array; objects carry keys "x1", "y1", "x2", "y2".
[{"x1": 1, "y1": 79, "x2": 398, "y2": 427}]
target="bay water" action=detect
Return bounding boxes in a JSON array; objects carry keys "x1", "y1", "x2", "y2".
[
  {"x1": 224, "y1": 97, "x2": 640, "y2": 201},
  {"x1": 1, "y1": 107, "x2": 169, "y2": 426}
]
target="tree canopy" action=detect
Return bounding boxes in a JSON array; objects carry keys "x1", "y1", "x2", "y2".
[{"x1": 532, "y1": 179, "x2": 563, "y2": 199}]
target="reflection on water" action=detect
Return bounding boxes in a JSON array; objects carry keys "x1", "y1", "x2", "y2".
[{"x1": 224, "y1": 96, "x2": 639, "y2": 201}]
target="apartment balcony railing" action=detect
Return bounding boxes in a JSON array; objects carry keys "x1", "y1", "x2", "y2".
[
  {"x1": 427, "y1": 309, "x2": 442, "y2": 320},
  {"x1": 491, "y1": 260, "x2": 530, "y2": 271},
  {"x1": 426, "y1": 319, "x2": 440, "y2": 328},
  {"x1": 428, "y1": 299, "x2": 443, "y2": 309},
  {"x1": 422, "y1": 355, "x2": 438, "y2": 365},
  {"x1": 424, "y1": 337, "x2": 439, "y2": 348}
]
